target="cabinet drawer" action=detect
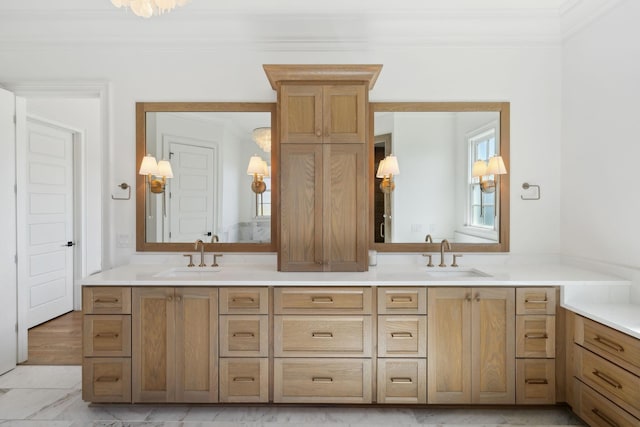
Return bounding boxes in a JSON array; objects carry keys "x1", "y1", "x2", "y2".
[
  {"x1": 576, "y1": 345, "x2": 640, "y2": 417},
  {"x1": 575, "y1": 315, "x2": 640, "y2": 376},
  {"x1": 516, "y1": 315, "x2": 555, "y2": 358},
  {"x1": 576, "y1": 380, "x2": 640, "y2": 427},
  {"x1": 274, "y1": 287, "x2": 371, "y2": 314},
  {"x1": 377, "y1": 288, "x2": 426, "y2": 314},
  {"x1": 219, "y1": 288, "x2": 268, "y2": 314},
  {"x1": 82, "y1": 358, "x2": 131, "y2": 402},
  {"x1": 83, "y1": 315, "x2": 131, "y2": 357},
  {"x1": 219, "y1": 315, "x2": 268, "y2": 357},
  {"x1": 378, "y1": 315, "x2": 426, "y2": 357},
  {"x1": 274, "y1": 358, "x2": 372, "y2": 403},
  {"x1": 377, "y1": 358, "x2": 426, "y2": 404},
  {"x1": 219, "y1": 358, "x2": 268, "y2": 403},
  {"x1": 275, "y1": 315, "x2": 371, "y2": 357},
  {"x1": 516, "y1": 359, "x2": 556, "y2": 404},
  {"x1": 516, "y1": 288, "x2": 556, "y2": 315},
  {"x1": 83, "y1": 287, "x2": 131, "y2": 314}
]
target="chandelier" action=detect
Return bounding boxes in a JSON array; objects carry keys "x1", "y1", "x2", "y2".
[
  {"x1": 252, "y1": 127, "x2": 272, "y2": 153},
  {"x1": 111, "y1": 0, "x2": 190, "y2": 18}
]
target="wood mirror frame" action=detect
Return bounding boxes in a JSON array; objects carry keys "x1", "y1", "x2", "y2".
[
  {"x1": 136, "y1": 102, "x2": 278, "y2": 252},
  {"x1": 369, "y1": 102, "x2": 510, "y2": 253}
]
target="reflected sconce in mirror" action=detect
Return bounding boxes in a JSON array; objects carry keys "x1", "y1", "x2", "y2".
[
  {"x1": 252, "y1": 127, "x2": 271, "y2": 153},
  {"x1": 139, "y1": 154, "x2": 173, "y2": 194},
  {"x1": 247, "y1": 155, "x2": 270, "y2": 216},
  {"x1": 472, "y1": 155, "x2": 507, "y2": 193},
  {"x1": 376, "y1": 154, "x2": 400, "y2": 193}
]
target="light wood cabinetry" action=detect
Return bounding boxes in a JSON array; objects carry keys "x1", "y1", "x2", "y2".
[
  {"x1": 515, "y1": 287, "x2": 557, "y2": 404},
  {"x1": 82, "y1": 286, "x2": 132, "y2": 403},
  {"x1": 572, "y1": 315, "x2": 640, "y2": 424},
  {"x1": 131, "y1": 287, "x2": 218, "y2": 403},
  {"x1": 427, "y1": 287, "x2": 515, "y2": 404},
  {"x1": 377, "y1": 287, "x2": 427, "y2": 404}
]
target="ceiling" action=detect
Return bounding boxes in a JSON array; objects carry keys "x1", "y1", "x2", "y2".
[{"x1": 0, "y1": 0, "x2": 624, "y2": 50}]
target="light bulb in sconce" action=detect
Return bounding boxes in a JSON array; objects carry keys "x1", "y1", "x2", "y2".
[
  {"x1": 139, "y1": 154, "x2": 173, "y2": 194},
  {"x1": 376, "y1": 154, "x2": 400, "y2": 193},
  {"x1": 472, "y1": 155, "x2": 507, "y2": 193}
]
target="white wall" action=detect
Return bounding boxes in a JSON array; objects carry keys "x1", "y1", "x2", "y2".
[
  {"x1": 562, "y1": 0, "x2": 640, "y2": 268},
  {"x1": 0, "y1": 44, "x2": 562, "y2": 267}
]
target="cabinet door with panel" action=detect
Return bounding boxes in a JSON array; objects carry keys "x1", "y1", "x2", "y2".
[
  {"x1": 428, "y1": 287, "x2": 515, "y2": 404},
  {"x1": 132, "y1": 287, "x2": 218, "y2": 403}
]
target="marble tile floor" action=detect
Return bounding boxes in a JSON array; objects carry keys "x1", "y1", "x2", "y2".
[{"x1": 0, "y1": 366, "x2": 586, "y2": 427}]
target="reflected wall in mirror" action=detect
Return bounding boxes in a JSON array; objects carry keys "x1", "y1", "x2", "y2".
[
  {"x1": 370, "y1": 102, "x2": 509, "y2": 252},
  {"x1": 136, "y1": 103, "x2": 277, "y2": 252}
]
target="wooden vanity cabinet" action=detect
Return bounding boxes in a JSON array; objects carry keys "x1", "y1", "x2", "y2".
[
  {"x1": 131, "y1": 287, "x2": 218, "y2": 403},
  {"x1": 427, "y1": 287, "x2": 515, "y2": 404}
]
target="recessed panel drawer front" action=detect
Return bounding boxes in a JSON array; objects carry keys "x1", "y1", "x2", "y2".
[
  {"x1": 219, "y1": 288, "x2": 268, "y2": 314},
  {"x1": 220, "y1": 315, "x2": 268, "y2": 357},
  {"x1": 83, "y1": 315, "x2": 131, "y2": 357},
  {"x1": 82, "y1": 358, "x2": 132, "y2": 403},
  {"x1": 219, "y1": 358, "x2": 268, "y2": 403},
  {"x1": 378, "y1": 316, "x2": 426, "y2": 357},
  {"x1": 377, "y1": 358, "x2": 426, "y2": 404},
  {"x1": 377, "y1": 288, "x2": 426, "y2": 314},
  {"x1": 577, "y1": 346, "x2": 640, "y2": 417},
  {"x1": 274, "y1": 358, "x2": 372, "y2": 403},
  {"x1": 577, "y1": 380, "x2": 640, "y2": 427},
  {"x1": 83, "y1": 287, "x2": 131, "y2": 314},
  {"x1": 516, "y1": 359, "x2": 556, "y2": 404},
  {"x1": 274, "y1": 287, "x2": 371, "y2": 314},
  {"x1": 275, "y1": 315, "x2": 371, "y2": 357},
  {"x1": 576, "y1": 316, "x2": 640, "y2": 376},
  {"x1": 516, "y1": 315, "x2": 555, "y2": 358},
  {"x1": 516, "y1": 288, "x2": 556, "y2": 315}
]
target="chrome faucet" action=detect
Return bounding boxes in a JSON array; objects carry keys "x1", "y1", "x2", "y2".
[
  {"x1": 439, "y1": 239, "x2": 451, "y2": 267},
  {"x1": 194, "y1": 239, "x2": 206, "y2": 267}
]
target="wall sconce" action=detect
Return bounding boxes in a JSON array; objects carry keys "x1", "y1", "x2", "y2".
[
  {"x1": 247, "y1": 155, "x2": 269, "y2": 216},
  {"x1": 139, "y1": 154, "x2": 173, "y2": 194},
  {"x1": 252, "y1": 127, "x2": 271, "y2": 153},
  {"x1": 376, "y1": 154, "x2": 400, "y2": 193},
  {"x1": 472, "y1": 155, "x2": 507, "y2": 193}
]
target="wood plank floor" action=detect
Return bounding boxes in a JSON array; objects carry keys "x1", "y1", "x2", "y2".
[{"x1": 21, "y1": 310, "x2": 82, "y2": 365}]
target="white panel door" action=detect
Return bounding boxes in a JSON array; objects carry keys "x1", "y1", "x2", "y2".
[
  {"x1": 0, "y1": 87, "x2": 17, "y2": 374},
  {"x1": 18, "y1": 117, "x2": 74, "y2": 328},
  {"x1": 167, "y1": 142, "x2": 215, "y2": 242}
]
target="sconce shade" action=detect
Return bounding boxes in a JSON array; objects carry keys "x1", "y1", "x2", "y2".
[
  {"x1": 487, "y1": 156, "x2": 507, "y2": 175},
  {"x1": 139, "y1": 154, "x2": 158, "y2": 175},
  {"x1": 376, "y1": 154, "x2": 400, "y2": 178},
  {"x1": 472, "y1": 160, "x2": 488, "y2": 178},
  {"x1": 247, "y1": 155, "x2": 265, "y2": 175},
  {"x1": 261, "y1": 160, "x2": 270, "y2": 178},
  {"x1": 156, "y1": 160, "x2": 174, "y2": 178},
  {"x1": 376, "y1": 158, "x2": 387, "y2": 178}
]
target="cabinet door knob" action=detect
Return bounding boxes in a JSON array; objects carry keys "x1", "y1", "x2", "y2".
[{"x1": 316, "y1": 130, "x2": 322, "y2": 137}]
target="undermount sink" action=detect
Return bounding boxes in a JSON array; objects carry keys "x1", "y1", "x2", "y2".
[
  {"x1": 153, "y1": 266, "x2": 221, "y2": 278},
  {"x1": 425, "y1": 267, "x2": 491, "y2": 279}
]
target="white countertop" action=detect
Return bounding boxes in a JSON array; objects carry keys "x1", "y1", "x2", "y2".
[{"x1": 81, "y1": 261, "x2": 639, "y2": 339}]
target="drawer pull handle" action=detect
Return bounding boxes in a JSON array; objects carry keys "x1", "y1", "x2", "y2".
[
  {"x1": 593, "y1": 336, "x2": 625, "y2": 353},
  {"x1": 96, "y1": 376, "x2": 119, "y2": 383},
  {"x1": 592, "y1": 370, "x2": 622, "y2": 389},
  {"x1": 591, "y1": 408, "x2": 620, "y2": 427},
  {"x1": 95, "y1": 332, "x2": 119, "y2": 338},
  {"x1": 94, "y1": 297, "x2": 119, "y2": 303},
  {"x1": 524, "y1": 333, "x2": 548, "y2": 339},
  {"x1": 390, "y1": 296, "x2": 412, "y2": 303},
  {"x1": 232, "y1": 332, "x2": 255, "y2": 338},
  {"x1": 312, "y1": 332, "x2": 333, "y2": 338},
  {"x1": 311, "y1": 296, "x2": 333, "y2": 303},
  {"x1": 232, "y1": 297, "x2": 255, "y2": 303},
  {"x1": 233, "y1": 377, "x2": 255, "y2": 382},
  {"x1": 390, "y1": 377, "x2": 413, "y2": 384},
  {"x1": 312, "y1": 377, "x2": 333, "y2": 383},
  {"x1": 525, "y1": 378, "x2": 548, "y2": 385},
  {"x1": 391, "y1": 332, "x2": 413, "y2": 338},
  {"x1": 524, "y1": 298, "x2": 547, "y2": 303}
]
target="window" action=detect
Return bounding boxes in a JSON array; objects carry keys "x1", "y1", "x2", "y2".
[{"x1": 468, "y1": 123, "x2": 499, "y2": 230}]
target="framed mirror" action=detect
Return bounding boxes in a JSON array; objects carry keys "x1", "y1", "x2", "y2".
[
  {"x1": 370, "y1": 102, "x2": 510, "y2": 252},
  {"x1": 136, "y1": 102, "x2": 277, "y2": 252}
]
